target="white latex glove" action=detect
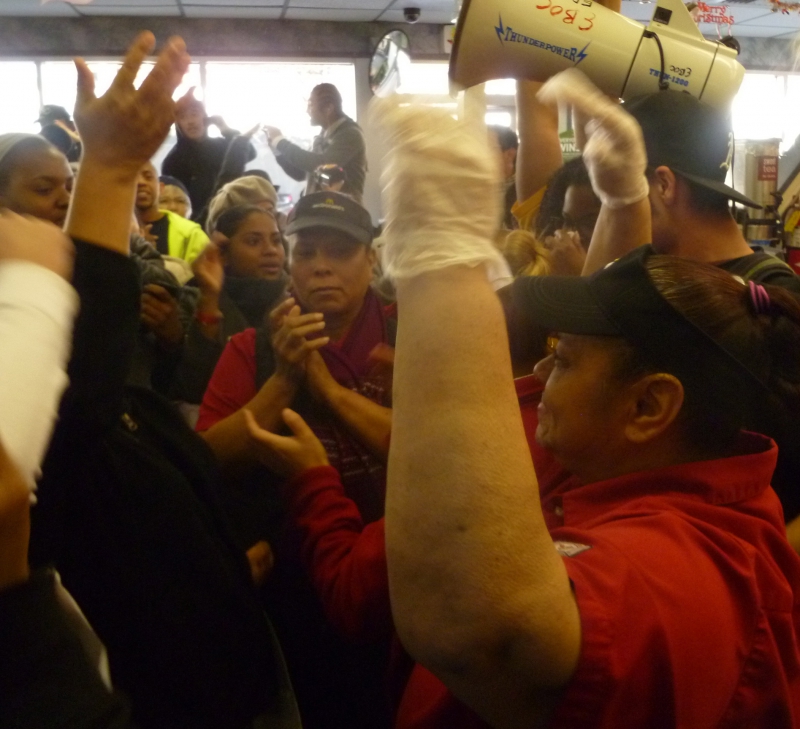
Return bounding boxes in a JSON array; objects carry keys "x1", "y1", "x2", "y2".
[
  {"x1": 538, "y1": 69, "x2": 649, "y2": 209},
  {"x1": 370, "y1": 97, "x2": 509, "y2": 284}
]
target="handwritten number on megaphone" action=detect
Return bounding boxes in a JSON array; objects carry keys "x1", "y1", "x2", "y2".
[{"x1": 534, "y1": 0, "x2": 595, "y2": 29}]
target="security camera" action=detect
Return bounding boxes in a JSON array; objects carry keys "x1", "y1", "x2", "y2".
[{"x1": 403, "y1": 6, "x2": 421, "y2": 23}]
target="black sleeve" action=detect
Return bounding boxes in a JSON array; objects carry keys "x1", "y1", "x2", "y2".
[
  {"x1": 211, "y1": 136, "x2": 259, "y2": 194},
  {"x1": 275, "y1": 127, "x2": 364, "y2": 174},
  {"x1": 274, "y1": 153, "x2": 308, "y2": 182},
  {"x1": 0, "y1": 572, "x2": 136, "y2": 729},
  {"x1": 160, "y1": 145, "x2": 180, "y2": 178},
  {"x1": 58, "y1": 241, "x2": 141, "y2": 431}
]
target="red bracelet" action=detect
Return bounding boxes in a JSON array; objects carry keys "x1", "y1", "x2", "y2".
[{"x1": 195, "y1": 310, "x2": 224, "y2": 325}]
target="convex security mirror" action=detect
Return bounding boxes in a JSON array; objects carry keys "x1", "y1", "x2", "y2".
[{"x1": 370, "y1": 30, "x2": 411, "y2": 97}]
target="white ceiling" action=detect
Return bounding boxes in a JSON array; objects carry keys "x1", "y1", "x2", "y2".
[{"x1": 5, "y1": 0, "x2": 800, "y2": 37}]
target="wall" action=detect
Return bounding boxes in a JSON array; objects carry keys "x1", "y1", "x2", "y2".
[{"x1": 0, "y1": 17, "x2": 449, "y2": 60}]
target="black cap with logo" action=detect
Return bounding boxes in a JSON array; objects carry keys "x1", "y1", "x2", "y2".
[
  {"x1": 623, "y1": 91, "x2": 760, "y2": 209},
  {"x1": 285, "y1": 191, "x2": 373, "y2": 245}
]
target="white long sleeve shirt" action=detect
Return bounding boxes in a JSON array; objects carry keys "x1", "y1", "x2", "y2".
[{"x1": 0, "y1": 260, "x2": 78, "y2": 491}]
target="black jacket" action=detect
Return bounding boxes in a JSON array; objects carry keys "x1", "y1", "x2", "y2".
[
  {"x1": 30, "y1": 241, "x2": 285, "y2": 729},
  {"x1": 162, "y1": 131, "x2": 255, "y2": 223},
  {"x1": 0, "y1": 571, "x2": 135, "y2": 729}
]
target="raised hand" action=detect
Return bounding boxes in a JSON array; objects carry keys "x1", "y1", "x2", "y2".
[
  {"x1": 74, "y1": 32, "x2": 190, "y2": 176},
  {"x1": 538, "y1": 70, "x2": 648, "y2": 209},
  {"x1": 369, "y1": 96, "x2": 505, "y2": 281},
  {"x1": 0, "y1": 210, "x2": 74, "y2": 280},
  {"x1": 67, "y1": 32, "x2": 191, "y2": 251},
  {"x1": 192, "y1": 239, "x2": 225, "y2": 297},
  {"x1": 244, "y1": 408, "x2": 329, "y2": 478}
]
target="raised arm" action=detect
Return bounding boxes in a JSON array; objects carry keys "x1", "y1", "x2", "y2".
[
  {"x1": 375, "y1": 99, "x2": 580, "y2": 728},
  {"x1": 67, "y1": 34, "x2": 189, "y2": 254},
  {"x1": 515, "y1": 80, "x2": 563, "y2": 208},
  {"x1": 535, "y1": 70, "x2": 651, "y2": 276}
]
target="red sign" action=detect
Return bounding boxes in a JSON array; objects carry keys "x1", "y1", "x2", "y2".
[{"x1": 758, "y1": 156, "x2": 778, "y2": 182}]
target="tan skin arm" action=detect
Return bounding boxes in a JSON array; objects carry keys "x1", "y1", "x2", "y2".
[
  {"x1": 306, "y1": 350, "x2": 391, "y2": 459},
  {"x1": 513, "y1": 0, "x2": 619, "y2": 214},
  {"x1": 200, "y1": 298, "x2": 328, "y2": 469},
  {"x1": 387, "y1": 267, "x2": 581, "y2": 729},
  {"x1": 582, "y1": 196, "x2": 652, "y2": 275},
  {"x1": 515, "y1": 80, "x2": 562, "y2": 207},
  {"x1": 200, "y1": 372, "x2": 301, "y2": 471}
]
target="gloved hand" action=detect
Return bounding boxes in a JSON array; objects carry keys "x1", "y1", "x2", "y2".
[
  {"x1": 370, "y1": 97, "x2": 509, "y2": 283},
  {"x1": 538, "y1": 69, "x2": 649, "y2": 209}
]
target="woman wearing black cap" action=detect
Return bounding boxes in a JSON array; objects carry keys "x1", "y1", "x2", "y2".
[{"x1": 364, "y1": 97, "x2": 800, "y2": 729}]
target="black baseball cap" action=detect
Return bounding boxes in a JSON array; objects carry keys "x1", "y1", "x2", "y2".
[
  {"x1": 623, "y1": 91, "x2": 760, "y2": 209},
  {"x1": 512, "y1": 245, "x2": 772, "y2": 408},
  {"x1": 36, "y1": 105, "x2": 71, "y2": 126},
  {"x1": 285, "y1": 191, "x2": 373, "y2": 245}
]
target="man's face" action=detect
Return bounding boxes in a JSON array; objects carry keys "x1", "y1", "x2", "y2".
[
  {"x1": 290, "y1": 228, "x2": 374, "y2": 318},
  {"x1": 307, "y1": 93, "x2": 326, "y2": 127},
  {"x1": 159, "y1": 184, "x2": 191, "y2": 218},
  {"x1": 136, "y1": 162, "x2": 160, "y2": 212},
  {"x1": 533, "y1": 334, "x2": 632, "y2": 479},
  {"x1": 176, "y1": 106, "x2": 206, "y2": 140},
  {"x1": 0, "y1": 145, "x2": 72, "y2": 227}
]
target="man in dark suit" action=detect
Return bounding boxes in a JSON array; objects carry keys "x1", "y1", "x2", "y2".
[{"x1": 265, "y1": 84, "x2": 367, "y2": 203}]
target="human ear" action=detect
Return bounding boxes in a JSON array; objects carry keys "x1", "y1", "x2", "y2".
[
  {"x1": 623, "y1": 373, "x2": 684, "y2": 445},
  {"x1": 651, "y1": 166, "x2": 678, "y2": 207}
]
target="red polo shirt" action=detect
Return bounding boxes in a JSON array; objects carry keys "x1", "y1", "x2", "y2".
[
  {"x1": 545, "y1": 431, "x2": 800, "y2": 728},
  {"x1": 289, "y1": 374, "x2": 800, "y2": 728}
]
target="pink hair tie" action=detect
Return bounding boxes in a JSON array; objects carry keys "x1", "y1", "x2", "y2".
[{"x1": 748, "y1": 280, "x2": 771, "y2": 316}]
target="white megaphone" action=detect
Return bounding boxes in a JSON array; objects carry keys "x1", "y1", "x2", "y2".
[{"x1": 450, "y1": 0, "x2": 744, "y2": 108}]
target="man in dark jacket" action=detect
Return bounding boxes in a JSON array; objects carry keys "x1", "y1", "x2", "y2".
[
  {"x1": 264, "y1": 84, "x2": 367, "y2": 203},
  {"x1": 161, "y1": 88, "x2": 255, "y2": 223}
]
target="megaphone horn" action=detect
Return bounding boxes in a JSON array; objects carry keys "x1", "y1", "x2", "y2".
[{"x1": 450, "y1": 0, "x2": 744, "y2": 109}]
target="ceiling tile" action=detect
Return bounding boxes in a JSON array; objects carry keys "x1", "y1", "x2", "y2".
[
  {"x1": 290, "y1": 0, "x2": 389, "y2": 8},
  {"x1": 378, "y1": 7, "x2": 455, "y2": 22},
  {"x1": 76, "y1": 4, "x2": 180, "y2": 13},
  {"x1": 183, "y1": 0, "x2": 278, "y2": 4},
  {"x1": 182, "y1": 3, "x2": 283, "y2": 15},
  {"x1": 0, "y1": 1, "x2": 80, "y2": 15},
  {"x1": 83, "y1": 0, "x2": 179, "y2": 5},
  {"x1": 284, "y1": 6, "x2": 380, "y2": 20},
  {"x1": 734, "y1": 9, "x2": 800, "y2": 24}
]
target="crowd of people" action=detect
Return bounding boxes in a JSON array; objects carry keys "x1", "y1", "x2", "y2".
[{"x1": 1, "y1": 18, "x2": 800, "y2": 729}]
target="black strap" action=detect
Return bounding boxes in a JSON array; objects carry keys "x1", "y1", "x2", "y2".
[{"x1": 723, "y1": 252, "x2": 794, "y2": 283}]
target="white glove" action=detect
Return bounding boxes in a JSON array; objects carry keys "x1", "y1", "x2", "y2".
[
  {"x1": 538, "y1": 69, "x2": 649, "y2": 209},
  {"x1": 370, "y1": 97, "x2": 509, "y2": 283}
]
